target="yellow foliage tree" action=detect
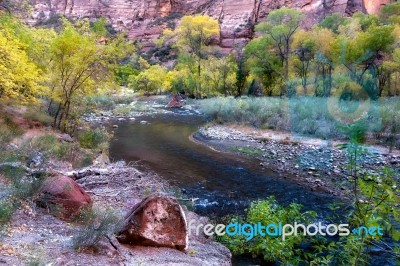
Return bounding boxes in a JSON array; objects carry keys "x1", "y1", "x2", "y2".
[
  {"x1": 0, "y1": 28, "x2": 46, "y2": 103},
  {"x1": 130, "y1": 65, "x2": 167, "y2": 95},
  {"x1": 48, "y1": 19, "x2": 133, "y2": 132},
  {"x1": 165, "y1": 15, "x2": 219, "y2": 97}
]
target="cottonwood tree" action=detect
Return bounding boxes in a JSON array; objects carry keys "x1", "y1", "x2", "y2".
[
  {"x1": 130, "y1": 65, "x2": 167, "y2": 95},
  {"x1": 292, "y1": 30, "x2": 316, "y2": 95},
  {"x1": 164, "y1": 15, "x2": 219, "y2": 97},
  {"x1": 340, "y1": 22, "x2": 395, "y2": 98},
  {"x1": 0, "y1": 15, "x2": 50, "y2": 103},
  {"x1": 256, "y1": 7, "x2": 303, "y2": 96},
  {"x1": 203, "y1": 55, "x2": 237, "y2": 96},
  {"x1": 312, "y1": 27, "x2": 339, "y2": 97},
  {"x1": 48, "y1": 19, "x2": 133, "y2": 132},
  {"x1": 244, "y1": 36, "x2": 281, "y2": 96},
  {"x1": 319, "y1": 12, "x2": 349, "y2": 34}
]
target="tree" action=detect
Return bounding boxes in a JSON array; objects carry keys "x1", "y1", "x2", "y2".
[
  {"x1": 244, "y1": 36, "x2": 281, "y2": 96},
  {"x1": 312, "y1": 27, "x2": 340, "y2": 97},
  {"x1": 130, "y1": 65, "x2": 167, "y2": 95},
  {"x1": 232, "y1": 43, "x2": 250, "y2": 97},
  {"x1": 340, "y1": 23, "x2": 395, "y2": 98},
  {"x1": 320, "y1": 12, "x2": 348, "y2": 34},
  {"x1": 0, "y1": 28, "x2": 46, "y2": 103},
  {"x1": 173, "y1": 15, "x2": 219, "y2": 97},
  {"x1": 203, "y1": 55, "x2": 237, "y2": 96},
  {"x1": 48, "y1": 19, "x2": 133, "y2": 132},
  {"x1": 256, "y1": 7, "x2": 304, "y2": 96},
  {"x1": 292, "y1": 30, "x2": 316, "y2": 95}
]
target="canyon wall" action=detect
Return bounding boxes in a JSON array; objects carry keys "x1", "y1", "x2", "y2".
[{"x1": 28, "y1": 0, "x2": 394, "y2": 50}]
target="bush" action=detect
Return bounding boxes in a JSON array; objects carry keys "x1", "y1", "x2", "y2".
[
  {"x1": 0, "y1": 114, "x2": 24, "y2": 145},
  {"x1": 84, "y1": 95, "x2": 135, "y2": 112},
  {"x1": 21, "y1": 134, "x2": 94, "y2": 168},
  {"x1": 113, "y1": 105, "x2": 132, "y2": 116},
  {"x1": 78, "y1": 128, "x2": 109, "y2": 151},
  {"x1": 219, "y1": 197, "x2": 316, "y2": 264},
  {"x1": 72, "y1": 208, "x2": 123, "y2": 250},
  {"x1": 24, "y1": 110, "x2": 53, "y2": 126},
  {"x1": 0, "y1": 169, "x2": 45, "y2": 226},
  {"x1": 197, "y1": 96, "x2": 400, "y2": 145},
  {"x1": 0, "y1": 198, "x2": 14, "y2": 225}
]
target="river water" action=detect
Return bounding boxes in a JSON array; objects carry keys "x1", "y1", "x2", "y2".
[{"x1": 109, "y1": 109, "x2": 337, "y2": 217}]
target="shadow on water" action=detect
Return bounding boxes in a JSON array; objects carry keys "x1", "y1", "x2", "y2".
[{"x1": 109, "y1": 111, "x2": 340, "y2": 218}]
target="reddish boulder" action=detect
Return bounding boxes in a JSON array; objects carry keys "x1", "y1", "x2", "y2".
[
  {"x1": 36, "y1": 175, "x2": 92, "y2": 220},
  {"x1": 117, "y1": 195, "x2": 188, "y2": 251},
  {"x1": 166, "y1": 95, "x2": 184, "y2": 108}
]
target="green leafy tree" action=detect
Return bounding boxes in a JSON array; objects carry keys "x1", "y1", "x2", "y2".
[
  {"x1": 256, "y1": 7, "x2": 304, "y2": 96},
  {"x1": 48, "y1": 19, "x2": 133, "y2": 132},
  {"x1": 203, "y1": 55, "x2": 237, "y2": 96},
  {"x1": 244, "y1": 37, "x2": 281, "y2": 96},
  {"x1": 312, "y1": 27, "x2": 340, "y2": 97},
  {"x1": 292, "y1": 30, "x2": 317, "y2": 95},
  {"x1": 320, "y1": 12, "x2": 349, "y2": 34},
  {"x1": 340, "y1": 23, "x2": 395, "y2": 98},
  {"x1": 130, "y1": 65, "x2": 167, "y2": 95}
]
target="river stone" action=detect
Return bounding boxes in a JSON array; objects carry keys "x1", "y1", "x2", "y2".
[
  {"x1": 117, "y1": 195, "x2": 188, "y2": 251},
  {"x1": 36, "y1": 175, "x2": 92, "y2": 220},
  {"x1": 166, "y1": 95, "x2": 184, "y2": 108}
]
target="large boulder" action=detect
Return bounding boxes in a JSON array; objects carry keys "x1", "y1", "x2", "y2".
[
  {"x1": 36, "y1": 175, "x2": 92, "y2": 220},
  {"x1": 117, "y1": 195, "x2": 188, "y2": 251},
  {"x1": 166, "y1": 95, "x2": 184, "y2": 108}
]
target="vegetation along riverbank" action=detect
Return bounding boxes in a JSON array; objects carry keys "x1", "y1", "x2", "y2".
[{"x1": 1, "y1": 1, "x2": 400, "y2": 265}]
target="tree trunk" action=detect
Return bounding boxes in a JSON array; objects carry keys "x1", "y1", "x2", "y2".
[
  {"x1": 283, "y1": 56, "x2": 289, "y2": 97},
  {"x1": 53, "y1": 103, "x2": 61, "y2": 128},
  {"x1": 197, "y1": 61, "x2": 201, "y2": 98}
]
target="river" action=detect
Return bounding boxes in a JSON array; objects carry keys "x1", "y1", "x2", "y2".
[{"x1": 108, "y1": 109, "x2": 337, "y2": 218}]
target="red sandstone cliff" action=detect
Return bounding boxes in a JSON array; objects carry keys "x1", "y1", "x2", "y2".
[{"x1": 27, "y1": 0, "x2": 393, "y2": 50}]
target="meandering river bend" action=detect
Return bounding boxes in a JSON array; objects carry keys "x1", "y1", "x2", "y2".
[{"x1": 109, "y1": 109, "x2": 338, "y2": 218}]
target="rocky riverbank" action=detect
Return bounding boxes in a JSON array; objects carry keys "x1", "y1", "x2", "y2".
[
  {"x1": 0, "y1": 161, "x2": 231, "y2": 266},
  {"x1": 194, "y1": 124, "x2": 400, "y2": 199},
  {"x1": 0, "y1": 103, "x2": 231, "y2": 266}
]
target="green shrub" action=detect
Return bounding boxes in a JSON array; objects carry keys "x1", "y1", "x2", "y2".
[
  {"x1": 219, "y1": 197, "x2": 316, "y2": 264},
  {"x1": 0, "y1": 114, "x2": 24, "y2": 145},
  {"x1": 113, "y1": 105, "x2": 132, "y2": 116},
  {"x1": 78, "y1": 128, "x2": 109, "y2": 150},
  {"x1": 0, "y1": 170, "x2": 44, "y2": 226},
  {"x1": 84, "y1": 95, "x2": 134, "y2": 110},
  {"x1": 72, "y1": 208, "x2": 123, "y2": 250},
  {"x1": 24, "y1": 110, "x2": 54, "y2": 126},
  {"x1": 21, "y1": 134, "x2": 95, "y2": 168},
  {"x1": 197, "y1": 96, "x2": 400, "y2": 145},
  {"x1": 0, "y1": 198, "x2": 14, "y2": 225},
  {"x1": 0, "y1": 127, "x2": 15, "y2": 145},
  {"x1": 3, "y1": 116, "x2": 24, "y2": 136},
  {"x1": 84, "y1": 95, "x2": 116, "y2": 111}
]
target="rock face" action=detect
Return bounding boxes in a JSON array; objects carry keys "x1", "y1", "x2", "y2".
[
  {"x1": 28, "y1": 0, "x2": 393, "y2": 50},
  {"x1": 364, "y1": 0, "x2": 392, "y2": 14},
  {"x1": 36, "y1": 175, "x2": 92, "y2": 220},
  {"x1": 117, "y1": 195, "x2": 188, "y2": 251}
]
